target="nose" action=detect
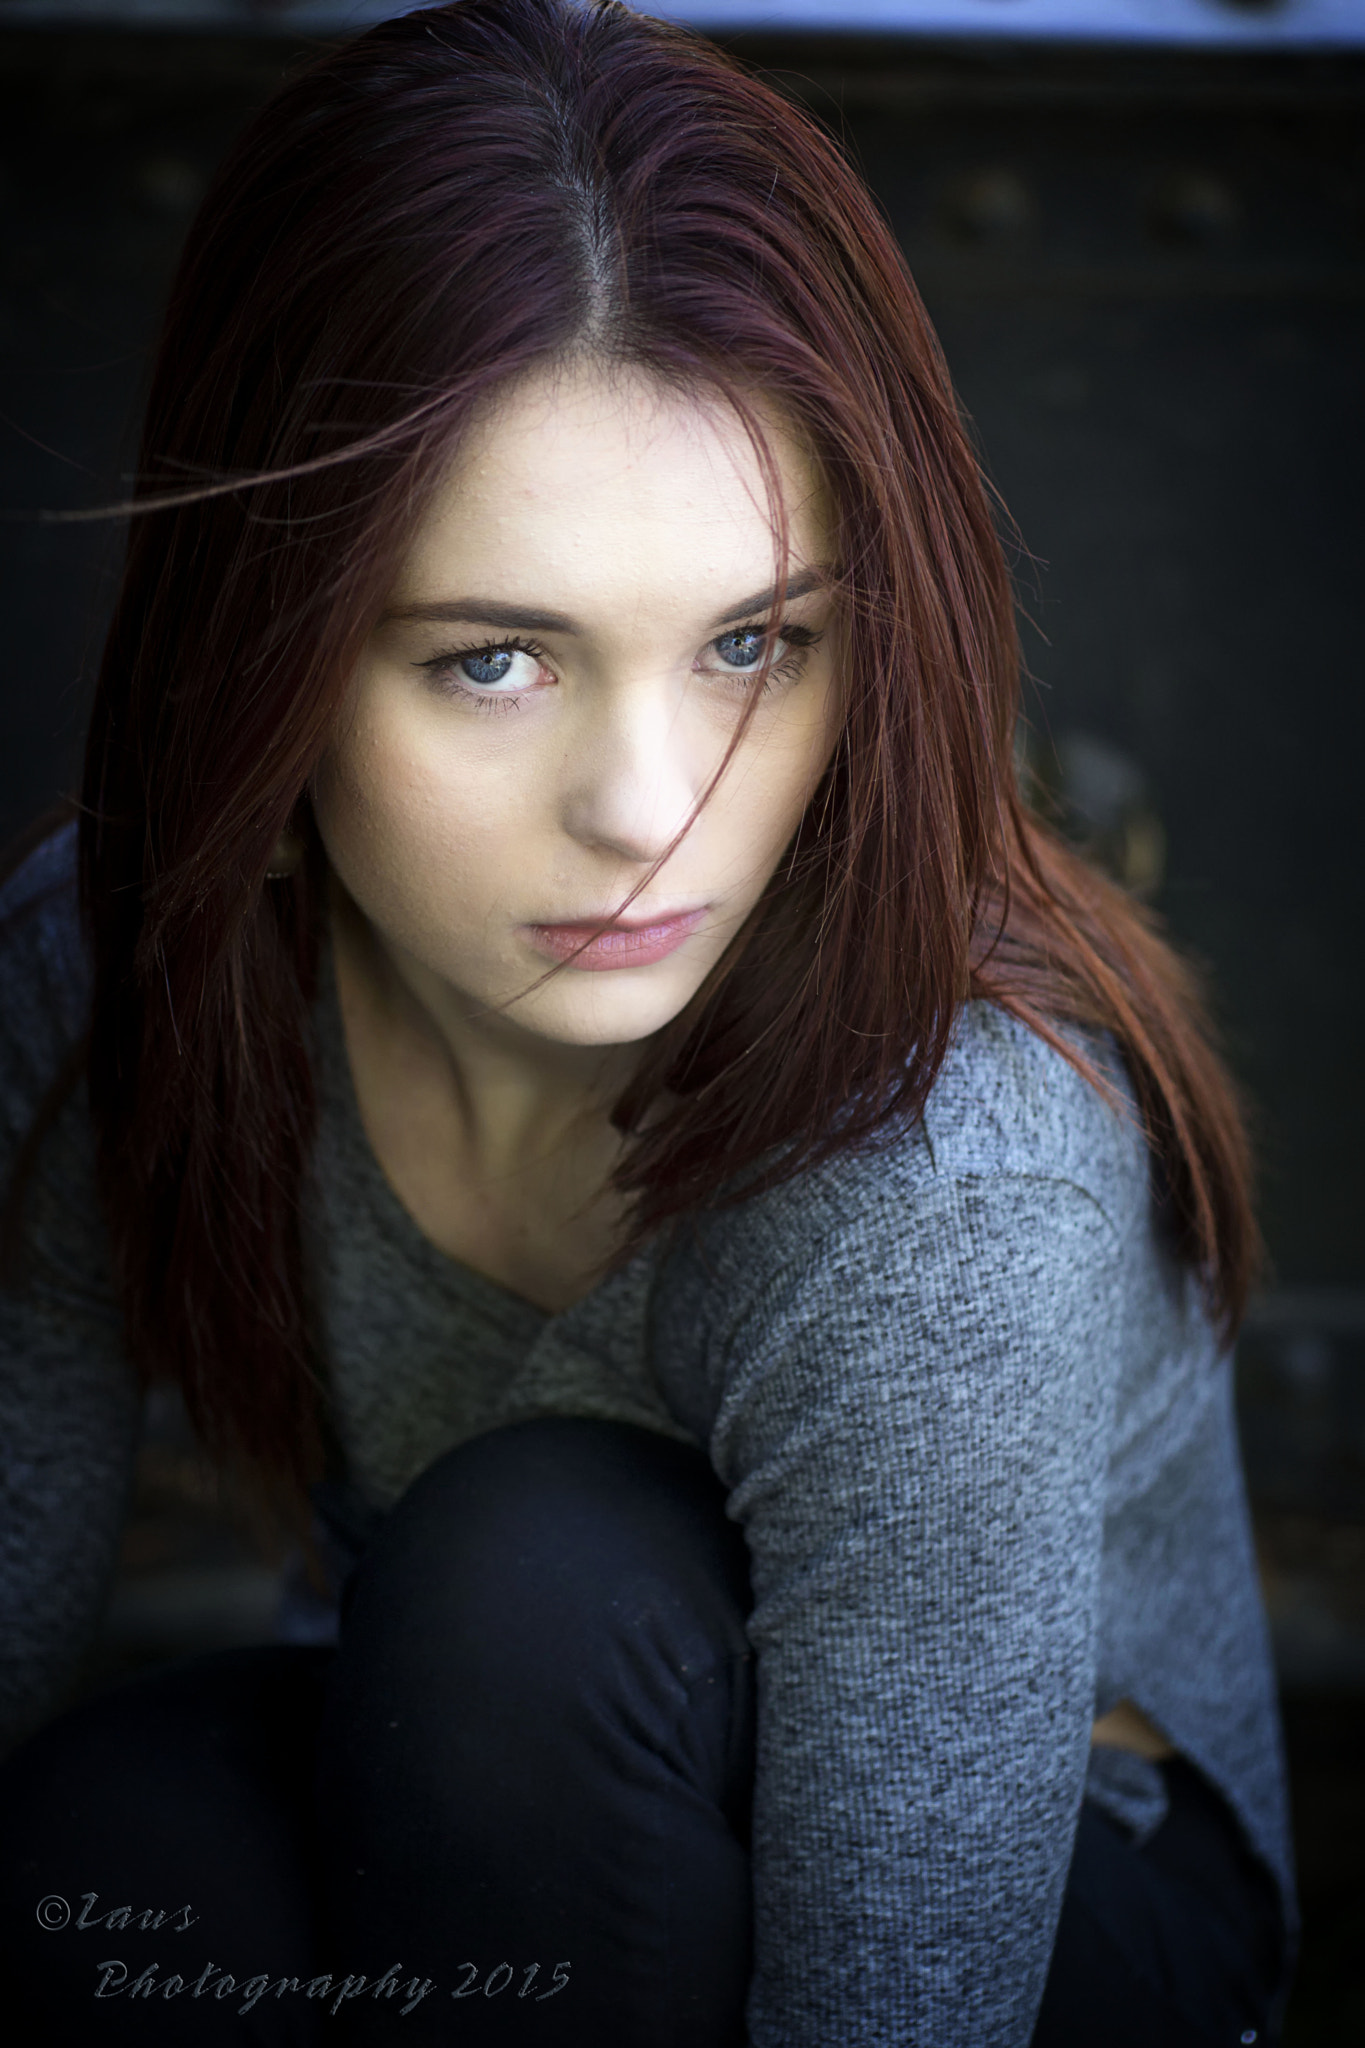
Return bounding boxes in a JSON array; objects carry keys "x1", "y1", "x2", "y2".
[{"x1": 558, "y1": 673, "x2": 703, "y2": 870}]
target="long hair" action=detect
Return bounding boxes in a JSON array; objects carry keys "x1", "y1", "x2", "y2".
[{"x1": 40, "y1": 0, "x2": 1255, "y2": 1551}]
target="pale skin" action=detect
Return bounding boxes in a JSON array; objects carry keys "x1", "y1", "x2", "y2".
[{"x1": 310, "y1": 356, "x2": 1171, "y2": 1764}]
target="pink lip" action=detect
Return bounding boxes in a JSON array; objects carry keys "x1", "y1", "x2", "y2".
[{"x1": 523, "y1": 907, "x2": 708, "y2": 970}]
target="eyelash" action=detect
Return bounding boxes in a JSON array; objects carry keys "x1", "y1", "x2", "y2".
[
  {"x1": 417, "y1": 635, "x2": 551, "y2": 713},
  {"x1": 743, "y1": 623, "x2": 821, "y2": 689},
  {"x1": 416, "y1": 622, "x2": 823, "y2": 713}
]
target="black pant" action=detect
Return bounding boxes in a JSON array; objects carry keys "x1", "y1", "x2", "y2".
[{"x1": 0, "y1": 1417, "x2": 1286, "y2": 2046}]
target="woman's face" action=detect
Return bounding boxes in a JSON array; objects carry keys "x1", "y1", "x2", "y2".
[{"x1": 312, "y1": 359, "x2": 841, "y2": 1054}]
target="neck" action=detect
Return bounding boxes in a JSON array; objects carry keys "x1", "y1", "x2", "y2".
[{"x1": 328, "y1": 873, "x2": 643, "y2": 1185}]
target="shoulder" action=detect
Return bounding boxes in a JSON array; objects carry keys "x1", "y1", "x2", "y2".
[
  {"x1": 0, "y1": 820, "x2": 90, "y2": 1133},
  {"x1": 689, "y1": 1001, "x2": 1145, "y2": 1280},
  {"x1": 0, "y1": 823, "x2": 121, "y2": 1328},
  {"x1": 0, "y1": 819, "x2": 87, "y2": 1013},
  {"x1": 914, "y1": 1000, "x2": 1149, "y2": 1227},
  {"x1": 649, "y1": 1002, "x2": 1151, "y2": 1411}
]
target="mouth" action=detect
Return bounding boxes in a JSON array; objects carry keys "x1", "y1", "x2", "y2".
[{"x1": 522, "y1": 906, "x2": 708, "y2": 971}]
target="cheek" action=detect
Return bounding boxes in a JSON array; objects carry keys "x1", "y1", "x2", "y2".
[
  {"x1": 312, "y1": 707, "x2": 513, "y2": 920},
  {"x1": 737, "y1": 693, "x2": 841, "y2": 853},
  {"x1": 789, "y1": 677, "x2": 842, "y2": 822}
]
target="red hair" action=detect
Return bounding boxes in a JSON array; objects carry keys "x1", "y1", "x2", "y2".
[{"x1": 49, "y1": 0, "x2": 1255, "y2": 1551}]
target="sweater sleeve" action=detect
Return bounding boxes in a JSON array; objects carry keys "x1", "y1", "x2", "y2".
[
  {"x1": 0, "y1": 838, "x2": 142, "y2": 1761},
  {"x1": 699, "y1": 1170, "x2": 1123, "y2": 2047},
  {"x1": 0, "y1": 1294, "x2": 141, "y2": 1762}
]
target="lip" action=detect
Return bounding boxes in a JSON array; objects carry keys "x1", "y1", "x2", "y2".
[{"x1": 522, "y1": 906, "x2": 708, "y2": 971}]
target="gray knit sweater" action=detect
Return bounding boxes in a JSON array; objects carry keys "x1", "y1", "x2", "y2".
[{"x1": 0, "y1": 823, "x2": 1294, "y2": 2044}]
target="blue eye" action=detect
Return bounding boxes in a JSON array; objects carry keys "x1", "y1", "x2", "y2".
[
  {"x1": 699, "y1": 620, "x2": 821, "y2": 691},
  {"x1": 459, "y1": 648, "x2": 516, "y2": 686},
  {"x1": 714, "y1": 629, "x2": 765, "y2": 670},
  {"x1": 416, "y1": 636, "x2": 550, "y2": 708}
]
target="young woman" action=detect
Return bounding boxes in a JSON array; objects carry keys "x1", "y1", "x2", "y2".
[{"x1": 0, "y1": 3, "x2": 1293, "y2": 2043}]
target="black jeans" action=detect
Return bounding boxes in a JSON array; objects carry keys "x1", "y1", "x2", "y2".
[{"x1": 0, "y1": 1417, "x2": 1287, "y2": 2046}]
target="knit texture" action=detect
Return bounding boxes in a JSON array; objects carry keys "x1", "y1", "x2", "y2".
[{"x1": 0, "y1": 824, "x2": 1295, "y2": 2045}]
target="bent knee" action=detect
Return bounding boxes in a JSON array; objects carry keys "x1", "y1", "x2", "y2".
[{"x1": 337, "y1": 1415, "x2": 750, "y2": 1671}]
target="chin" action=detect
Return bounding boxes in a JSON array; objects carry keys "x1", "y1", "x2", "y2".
[{"x1": 516, "y1": 969, "x2": 703, "y2": 1049}]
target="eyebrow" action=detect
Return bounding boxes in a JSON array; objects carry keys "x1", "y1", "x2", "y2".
[{"x1": 380, "y1": 566, "x2": 831, "y2": 637}]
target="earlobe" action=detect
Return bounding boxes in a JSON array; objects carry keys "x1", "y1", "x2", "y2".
[{"x1": 265, "y1": 829, "x2": 305, "y2": 879}]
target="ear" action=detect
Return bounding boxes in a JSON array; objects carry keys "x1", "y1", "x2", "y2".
[{"x1": 265, "y1": 829, "x2": 305, "y2": 879}]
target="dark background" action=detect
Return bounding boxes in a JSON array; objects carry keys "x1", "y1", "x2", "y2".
[{"x1": 1, "y1": 18, "x2": 1362, "y2": 2040}]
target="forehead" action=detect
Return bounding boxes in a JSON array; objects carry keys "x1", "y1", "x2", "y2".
[{"x1": 394, "y1": 361, "x2": 829, "y2": 615}]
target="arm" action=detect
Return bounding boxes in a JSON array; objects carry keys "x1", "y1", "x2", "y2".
[
  {"x1": 0, "y1": 1299, "x2": 142, "y2": 1761},
  {"x1": 706, "y1": 1171, "x2": 1123, "y2": 2046},
  {"x1": 0, "y1": 851, "x2": 142, "y2": 1759}
]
